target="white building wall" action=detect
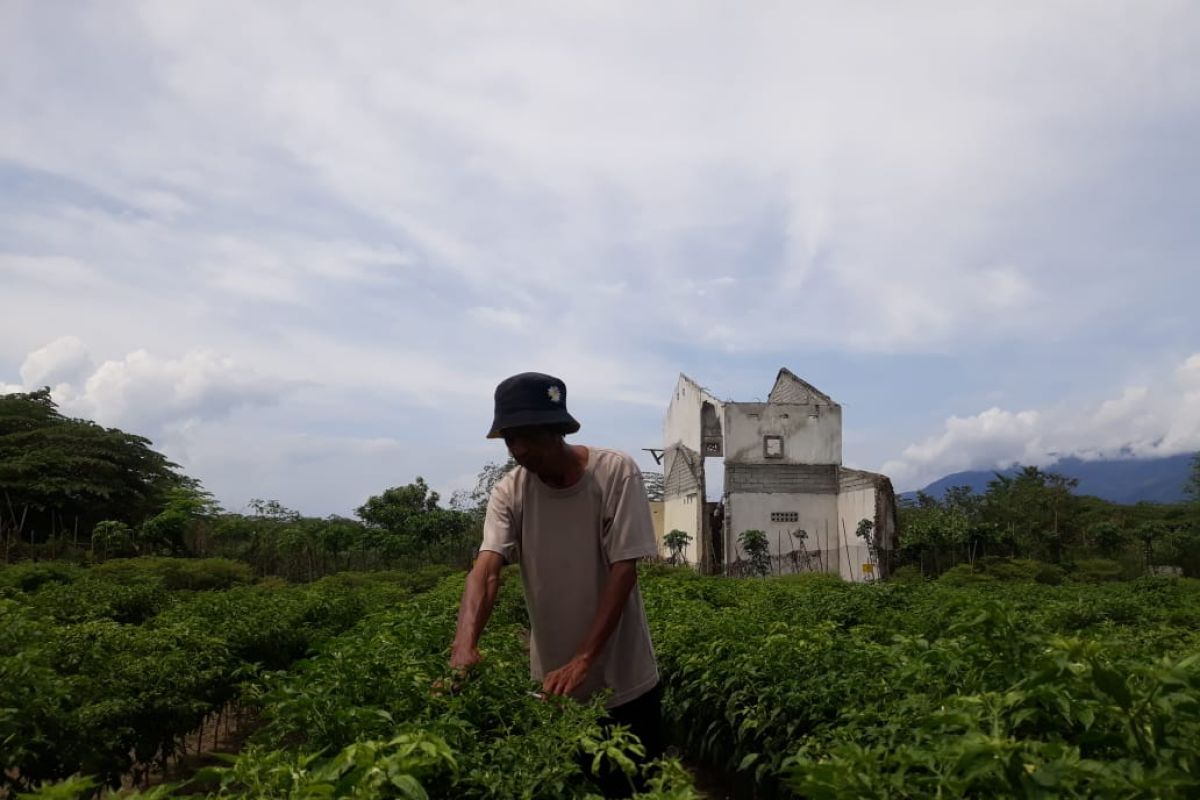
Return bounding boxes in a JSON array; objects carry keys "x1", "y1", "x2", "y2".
[
  {"x1": 723, "y1": 403, "x2": 842, "y2": 465},
  {"x1": 662, "y1": 493, "x2": 703, "y2": 565},
  {"x1": 726, "y1": 492, "x2": 840, "y2": 573},
  {"x1": 663, "y1": 375, "x2": 722, "y2": 452},
  {"x1": 837, "y1": 487, "x2": 877, "y2": 581}
]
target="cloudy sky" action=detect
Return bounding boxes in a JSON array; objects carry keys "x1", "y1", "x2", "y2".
[{"x1": 3, "y1": 2, "x2": 1199, "y2": 514}]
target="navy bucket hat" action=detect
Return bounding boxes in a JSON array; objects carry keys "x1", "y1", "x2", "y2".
[{"x1": 487, "y1": 372, "x2": 581, "y2": 439}]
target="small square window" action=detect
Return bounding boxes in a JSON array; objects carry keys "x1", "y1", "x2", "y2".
[
  {"x1": 763, "y1": 435, "x2": 784, "y2": 459},
  {"x1": 770, "y1": 511, "x2": 799, "y2": 523}
]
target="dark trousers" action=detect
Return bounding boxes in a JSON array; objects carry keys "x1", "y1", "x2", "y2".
[{"x1": 589, "y1": 682, "x2": 665, "y2": 798}]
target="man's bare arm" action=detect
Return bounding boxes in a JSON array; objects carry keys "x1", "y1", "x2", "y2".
[
  {"x1": 450, "y1": 550, "x2": 505, "y2": 669},
  {"x1": 542, "y1": 558, "x2": 638, "y2": 696}
]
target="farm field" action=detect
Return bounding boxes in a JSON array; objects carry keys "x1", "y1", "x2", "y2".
[{"x1": 4, "y1": 559, "x2": 1200, "y2": 798}]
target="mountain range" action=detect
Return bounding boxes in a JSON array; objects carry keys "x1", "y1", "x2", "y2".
[{"x1": 903, "y1": 453, "x2": 1197, "y2": 505}]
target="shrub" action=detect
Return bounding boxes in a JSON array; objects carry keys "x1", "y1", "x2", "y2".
[
  {"x1": 0, "y1": 562, "x2": 85, "y2": 593},
  {"x1": 92, "y1": 557, "x2": 255, "y2": 591},
  {"x1": 889, "y1": 565, "x2": 925, "y2": 583},
  {"x1": 1070, "y1": 558, "x2": 1125, "y2": 583},
  {"x1": 938, "y1": 564, "x2": 995, "y2": 586},
  {"x1": 1033, "y1": 562, "x2": 1065, "y2": 585}
]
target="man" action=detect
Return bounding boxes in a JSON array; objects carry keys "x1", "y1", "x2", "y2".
[{"x1": 449, "y1": 371, "x2": 663, "y2": 788}]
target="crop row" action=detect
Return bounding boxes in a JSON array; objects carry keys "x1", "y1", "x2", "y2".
[
  {"x1": 11, "y1": 564, "x2": 1200, "y2": 798},
  {"x1": 176, "y1": 575, "x2": 698, "y2": 799},
  {"x1": 641, "y1": 569, "x2": 1200, "y2": 798},
  {"x1": 0, "y1": 560, "x2": 455, "y2": 792}
]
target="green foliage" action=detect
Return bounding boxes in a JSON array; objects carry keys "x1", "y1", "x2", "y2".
[
  {"x1": 938, "y1": 563, "x2": 996, "y2": 586},
  {"x1": 351, "y1": 479, "x2": 475, "y2": 567},
  {"x1": 202, "y1": 732, "x2": 458, "y2": 799},
  {"x1": 643, "y1": 568, "x2": 1200, "y2": 798},
  {"x1": 91, "y1": 557, "x2": 255, "y2": 591},
  {"x1": 211, "y1": 574, "x2": 693, "y2": 799},
  {"x1": 91, "y1": 520, "x2": 136, "y2": 561},
  {"x1": 1185, "y1": 452, "x2": 1200, "y2": 504},
  {"x1": 737, "y1": 529, "x2": 771, "y2": 577},
  {"x1": 0, "y1": 567, "x2": 450, "y2": 793},
  {"x1": 1070, "y1": 557, "x2": 1127, "y2": 583},
  {"x1": 664, "y1": 529, "x2": 692, "y2": 566},
  {"x1": 356, "y1": 478, "x2": 440, "y2": 530},
  {"x1": 13, "y1": 563, "x2": 1200, "y2": 798},
  {"x1": 0, "y1": 561, "x2": 84, "y2": 593},
  {"x1": 934, "y1": 558, "x2": 1065, "y2": 586},
  {"x1": 140, "y1": 487, "x2": 221, "y2": 555},
  {"x1": 889, "y1": 565, "x2": 926, "y2": 584},
  {"x1": 898, "y1": 466, "x2": 1199, "y2": 577},
  {"x1": 449, "y1": 458, "x2": 516, "y2": 516},
  {"x1": 0, "y1": 388, "x2": 189, "y2": 546},
  {"x1": 1088, "y1": 520, "x2": 1127, "y2": 556}
]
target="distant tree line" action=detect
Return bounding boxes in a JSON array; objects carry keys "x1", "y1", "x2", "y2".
[
  {"x1": 898, "y1": 461, "x2": 1200, "y2": 578},
  {"x1": 0, "y1": 388, "x2": 517, "y2": 580}
]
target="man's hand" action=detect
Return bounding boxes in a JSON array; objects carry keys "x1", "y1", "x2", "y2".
[
  {"x1": 449, "y1": 642, "x2": 481, "y2": 670},
  {"x1": 542, "y1": 654, "x2": 592, "y2": 697}
]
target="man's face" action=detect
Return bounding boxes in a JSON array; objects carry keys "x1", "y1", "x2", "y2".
[{"x1": 502, "y1": 426, "x2": 559, "y2": 472}]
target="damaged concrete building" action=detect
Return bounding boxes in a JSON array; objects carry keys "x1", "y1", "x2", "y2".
[{"x1": 659, "y1": 369, "x2": 896, "y2": 581}]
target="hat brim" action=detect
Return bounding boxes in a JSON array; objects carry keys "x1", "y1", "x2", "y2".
[{"x1": 487, "y1": 409, "x2": 581, "y2": 439}]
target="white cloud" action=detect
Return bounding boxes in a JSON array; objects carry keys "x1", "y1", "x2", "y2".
[
  {"x1": 75, "y1": 348, "x2": 283, "y2": 432},
  {"x1": 4, "y1": 2, "x2": 1197, "y2": 357},
  {"x1": 5, "y1": 338, "x2": 284, "y2": 437},
  {"x1": 2, "y1": 3, "x2": 1199, "y2": 512},
  {"x1": 468, "y1": 306, "x2": 526, "y2": 331},
  {"x1": 1, "y1": 254, "x2": 100, "y2": 287},
  {"x1": 885, "y1": 353, "x2": 1200, "y2": 490},
  {"x1": 19, "y1": 336, "x2": 92, "y2": 388}
]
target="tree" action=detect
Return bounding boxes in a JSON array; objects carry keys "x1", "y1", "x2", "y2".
[
  {"x1": 982, "y1": 467, "x2": 1080, "y2": 562},
  {"x1": 1088, "y1": 520, "x2": 1128, "y2": 557},
  {"x1": 140, "y1": 486, "x2": 221, "y2": 555},
  {"x1": 357, "y1": 478, "x2": 474, "y2": 565},
  {"x1": 1186, "y1": 452, "x2": 1200, "y2": 504},
  {"x1": 738, "y1": 529, "x2": 771, "y2": 577},
  {"x1": 855, "y1": 518, "x2": 879, "y2": 576},
  {"x1": 356, "y1": 478, "x2": 440, "y2": 531},
  {"x1": 0, "y1": 388, "x2": 191, "y2": 559},
  {"x1": 91, "y1": 520, "x2": 135, "y2": 561},
  {"x1": 450, "y1": 459, "x2": 516, "y2": 517},
  {"x1": 664, "y1": 529, "x2": 691, "y2": 565},
  {"x1": 1136, "y1": 520, "x2": 1169, "y2": 573}
]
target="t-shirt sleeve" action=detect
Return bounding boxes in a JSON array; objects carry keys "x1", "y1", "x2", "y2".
[
  {"x1": 480, "y1": 474, "x2": 519, "y2": 564},
  {"x1": 603, "y1": 466, "x2": 659, "y2": 563}
]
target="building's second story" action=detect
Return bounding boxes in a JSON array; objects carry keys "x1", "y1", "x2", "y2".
[{"x1": 663, "y1": 368, "x2": 842, "y2": 467}]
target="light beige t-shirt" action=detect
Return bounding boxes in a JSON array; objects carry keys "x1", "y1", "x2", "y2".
[{"x1": 480, "y1": 447, "x2": 659, "y2": 708}]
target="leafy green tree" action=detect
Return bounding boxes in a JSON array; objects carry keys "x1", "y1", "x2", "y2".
[
  {"x1": 983, "y1": 467, "x2": 1080, "y2": 562},
  {"x1": 738, "y1": 529, "x2": 771, "y2": 577},
  {"x1": 1186, "y1": 452, "x2": 1200, "y2": 504},
  {"x1": 357, "y1": 478, "x2": 440, "y2": 531},
  {"x1": 664, "y1": 529, "x2": 692, "y2": 565},
  {"x1": 450, "y1": 459, "x2": 517, "y2": 517},
  {"x1": 248, "y1": 498, "x2": 302, "y2": 522},
  {"x1": 357, "y1": 478, "x2": 473, "y2": 565},
  {"x1": 1136, "y1": 520, "x2": 1170, "y2": 573},
  {"x1": 140, "y1": 486, "x2": 220, "y2": 555},
  {"x1": 91, "y1": 520, "x2": 135, "y2": 561},
  {"x1": 0, "y1": 388, "x2": 190, "y2": 558},
  {"x1": 855, "y1": 518, "x2": 879, "y2": 576},
  {"x1": 1088, "y1": 520, "x2": 1128, "y2": 557}
]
